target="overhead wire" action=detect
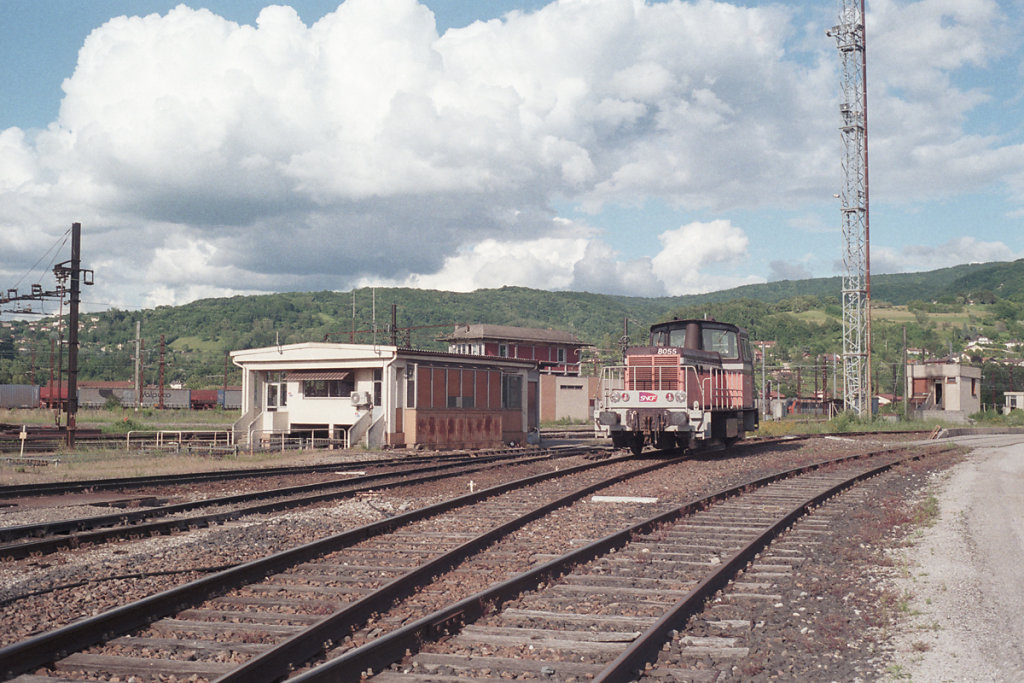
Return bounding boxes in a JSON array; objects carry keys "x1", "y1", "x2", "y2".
[{"x1": 8, "y1": 226, "x2": 71, "y2": 292}]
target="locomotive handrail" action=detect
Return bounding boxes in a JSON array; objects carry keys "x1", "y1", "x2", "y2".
[
  {"x1": 608, "y1": 360, "x2": 748, "y2": 412},
  {"x1": 701, "y1": 367, "x2": 743, "y2": 409}
]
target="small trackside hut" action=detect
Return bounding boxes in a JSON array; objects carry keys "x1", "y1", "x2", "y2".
[
  {"x1": 598, "y1": 318, "x2": 758, "y2": 454},
  {"x1": 231, "y1": 342, "x2": 536, "y2": 450}
]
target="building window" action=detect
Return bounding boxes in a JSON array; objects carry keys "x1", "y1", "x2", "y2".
[
  {"x1": 498, "y1": 344, "x2": 509, "y2": 358},
  {"x1": 266, "y1": 372, "x2": 286, "y2": 408},
  {"x1": 405, "y1": 364, "x2": 416, "y2": 408},
  {"x1": 557, "y1": 348, "x2": 566, "y2": 363},
  {"x1": 303, "y1": 378, "x2": 354, "y2": 398},
  {"x1": 501, "y1": 374, "x2": 522, "y2": 410},
  {"x1": 373, "y1": 368, "x2": 382, "y2": 407},
  {"x1": 447, "y1": 395, "x2": 476, "y2": 409},
  {"x1": 972, "y1": 378, "x2": 978, "y2": 397}
]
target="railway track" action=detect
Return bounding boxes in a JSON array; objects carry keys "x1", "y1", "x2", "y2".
[
  {"x1": 0, "y1": 447, "x2": 593, "y2": 560},
  {"x1": 0, "y1": 443, "x2": 945, "y2": 681},
  {"x1": 297, "y1": 447, "x2": 934, "y2": 682},
  {"x1": 0, "y1": 447, "x2": 534, "y2": 500},
  {"x1": 0, "y1": 451, "x2": 682, "y2": 680}
]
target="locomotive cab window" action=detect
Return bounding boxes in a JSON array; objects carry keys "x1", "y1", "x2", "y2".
[
  {"x1": 702, "y1": 328, "x2": 738, "y2": 358},
  {"x1": 740, "y1": 336, "x2": 753, "y2": 362},
  {"x1": 651, "y1": 327, "x2": 688, "y2": 347}
]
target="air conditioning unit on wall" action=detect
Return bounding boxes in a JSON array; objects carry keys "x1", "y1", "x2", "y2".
[{"x1": 350, "y1": 391, "x2": 372, "y2": 407}]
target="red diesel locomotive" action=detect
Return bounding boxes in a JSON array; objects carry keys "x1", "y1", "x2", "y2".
[{"x1": 598, "y1": 318, "x2": 759, "y2": 454}]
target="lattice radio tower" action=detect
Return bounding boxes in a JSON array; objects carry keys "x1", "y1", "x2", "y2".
[{"x1": 829, "y1": 0, "x2": 871, "y2": 416}]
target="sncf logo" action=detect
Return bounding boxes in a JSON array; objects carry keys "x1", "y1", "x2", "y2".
[{"x1": 639, "y1": 392, "x2": 657, "y2": 403}]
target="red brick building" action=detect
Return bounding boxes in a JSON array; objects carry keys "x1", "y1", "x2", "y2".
[{"x1": 441, "y1": 324, "x2": 587, "y2": 375}]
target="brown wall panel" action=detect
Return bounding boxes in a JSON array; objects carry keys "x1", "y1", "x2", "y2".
[
  {"x1": 475, "y1": 371, "x2": 489, "y2": 409},
  {"x1": 432, "y1": 368, "x2": 446, "y2": 408}
]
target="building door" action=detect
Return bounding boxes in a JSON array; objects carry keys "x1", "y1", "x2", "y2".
[{"x1": 934, "y1": 381, "x2": 943, "y2": 408}]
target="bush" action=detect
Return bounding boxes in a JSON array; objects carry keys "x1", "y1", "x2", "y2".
[
  {"x1": 102, "y1": 417, "x2": 145, "y2": 434},
  {"x1": 828, "y1": 411, "x2": 865, "y2": 433}
]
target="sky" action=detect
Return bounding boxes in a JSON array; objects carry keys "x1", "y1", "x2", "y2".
[{"x1": 1, "y1": 0, "x2": 1023, "y2": 314}]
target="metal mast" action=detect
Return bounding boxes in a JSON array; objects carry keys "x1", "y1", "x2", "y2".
[{"x1": 830, "y1": 0, "x2": 871, "y2": 416}]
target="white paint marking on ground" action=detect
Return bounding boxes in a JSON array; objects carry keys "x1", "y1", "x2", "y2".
[{"x1": 591, "y1": 495, "x2": 659, "y2": 504}]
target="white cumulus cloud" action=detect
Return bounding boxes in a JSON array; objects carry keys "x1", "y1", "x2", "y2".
[
  {"x1": 872, "y1": 237, "x2": 1024, "y2": 274},
  {"x1": 0, "y1": 0, "x2": 1021, "y2": 308}
]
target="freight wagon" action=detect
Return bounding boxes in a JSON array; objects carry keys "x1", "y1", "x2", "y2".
[
  {"x1": 77, "y1": 387, "x2": 191, "y2": 409},
  {"x1": 5, "y1": 384, "x2": 244, "y2": 411},
  {"x1": 218, "y1": 388, "x2": 242, "y2": 410},
  {"x1": 0, "y1": 384, "x2": 40, "y2": 409}
]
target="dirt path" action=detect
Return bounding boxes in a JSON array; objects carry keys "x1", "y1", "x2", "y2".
[{"x1": 888, "y1": 433, "x2": 1024, "y2": 681}]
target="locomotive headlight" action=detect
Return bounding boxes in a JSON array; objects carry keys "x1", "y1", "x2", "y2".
[
  {"x1": 610, "y1": 393, "x2": 619, "y2": 403},
  {"x1": 675, "y1": 391, "x2": 686, "y2": 402}
]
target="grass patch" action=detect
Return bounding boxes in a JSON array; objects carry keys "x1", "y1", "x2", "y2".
[
  {"x1": 0, "y1": 407, "x2": 235, "y2": 429},
  {"x1": 886, "y1": 663, "x2": 913, "y2": 680},
  {"x1": 540, "y1": 417, "x2": 592, "y2": 428},
  {"x1": 755, "y1": 413, "x2": 956, "y2": 437},
  {"x1": 167, "y1": 335, "x2": 222, "y2": 353},
  {"x1": 912, "y1": 494, "x2": 941, "y2": 527}
]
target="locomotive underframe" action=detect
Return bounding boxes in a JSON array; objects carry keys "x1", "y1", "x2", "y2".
[{"x1": 599, "y1": 405, "x2": 758, "y2": 454}]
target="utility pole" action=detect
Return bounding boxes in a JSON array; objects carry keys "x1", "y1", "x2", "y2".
[
  {"x1": 760, "y1": 342, "x2": 767, "y2": 419},
  {"x1": 159, "y1": 334, "x2": 166, "y2": 410},
  {"x1": 390, "y1": 303, "x2": 398, "y2": 346},
  {"x1": 134, "y1": 320, "x2": 143, "y2": 410},
  {"x1": 829, "y1": 0, "x2": 871, "y2": 417},
  {"x1": 903, "y1": 326, "x2": 909, "y2": 419},
  {"x1": 48, "y1": 339, "x2": 55, "y2": 411},
  {"x1": 50, "y1": 222, "x2": 93, "y2": 447}
]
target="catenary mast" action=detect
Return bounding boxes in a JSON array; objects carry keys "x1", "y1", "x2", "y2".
[{"x1": 830, "y1": 0, "x2": 871, "y2": 416}]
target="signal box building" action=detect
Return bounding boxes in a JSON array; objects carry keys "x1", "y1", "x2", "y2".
[
  {"x1": 906, "y1": 360, "x2": 981, "y2": 423},
  {"x1": 441, "y1": 324, "x2": 598, "y2": 422},
  {"x1": 230, "y1": 342, "x2": 537, "y2": 450}
]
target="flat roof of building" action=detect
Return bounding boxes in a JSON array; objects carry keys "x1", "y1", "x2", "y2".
[{"x1": 441, "y1": 324, "x2": 585, "y2": 345}]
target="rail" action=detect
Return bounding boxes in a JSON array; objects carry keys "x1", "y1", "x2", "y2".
[
  {"x1": 0, "y1": 447, "x2": 613, "y2": 678},
  {"x1": 0, "y1": 449, "x2": 570, "y2": 560},
  {"x1": 291, "y1": 447, "x2": 938, "y2": 681}
]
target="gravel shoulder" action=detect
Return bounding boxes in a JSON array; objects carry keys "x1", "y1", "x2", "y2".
[{"x1": 887, "y1": 433, "x2": 1024, "y2": 681}]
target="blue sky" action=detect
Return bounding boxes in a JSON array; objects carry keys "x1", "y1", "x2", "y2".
[{"x1": 1, "y1": 0, "x2": 1022, "y2": 312}]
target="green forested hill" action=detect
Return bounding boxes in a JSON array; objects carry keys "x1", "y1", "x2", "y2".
[
  {"x1": 692, "y1": 260, "x2": 1024, "y2": 306},
  {"x1": 2, "y1": 259, "x2": 1024, "y2": 395}
]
